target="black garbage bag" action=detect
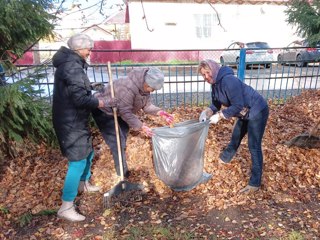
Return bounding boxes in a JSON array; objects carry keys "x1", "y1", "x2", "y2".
[{"x1": 152, "y1": 119, "x2": 212, "y2": 191}]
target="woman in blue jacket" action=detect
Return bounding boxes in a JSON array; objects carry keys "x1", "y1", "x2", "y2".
[{"x1": 198, "y1": 59, "x2": 269, "y2": 194}]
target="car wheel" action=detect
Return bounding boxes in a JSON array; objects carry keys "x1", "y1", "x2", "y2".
[
  {"x1": 236, "y1": 57, "x2": 247, "y2": 69},
  {"x1": 277, "y1": 55, "x2": 284, "y2": 65},
  {"x1": 236, "y1": 57, "x2": 241, "y2": 69},
  {"x1": 220, "y1": 57, "x2": 225, "y2": 66},
  {"x1": 296, "y1": 55, "x2": 306, "y2": 67}
]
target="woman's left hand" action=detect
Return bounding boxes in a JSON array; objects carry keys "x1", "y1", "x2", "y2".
[
  {"x1": 210, "y1": 111, "x2": 224, "y2": 124},
  {"x1": 158, "y1": 110, "x2": 174, "y2": 125}
]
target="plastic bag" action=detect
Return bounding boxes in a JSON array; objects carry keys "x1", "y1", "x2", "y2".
[{"x1": 152, "y1": 119, "x2": 212, "y2": 191}]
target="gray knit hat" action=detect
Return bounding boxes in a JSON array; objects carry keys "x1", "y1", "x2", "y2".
[
  {"x1": 67, "y1": 33, "x2": 94, "y2": 50},
  {"x1": 145, "y1": 67, "x2": 164, "y2": 90}
]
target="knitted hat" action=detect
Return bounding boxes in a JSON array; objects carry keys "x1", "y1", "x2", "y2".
[
  {"x1": 67, "y1": 33, "x2": 94, "y2": 50},
  {"x1": 145, "y1": 67, "x2": 164, "y2": 90}
]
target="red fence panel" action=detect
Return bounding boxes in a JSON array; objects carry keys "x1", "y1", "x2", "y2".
[
  {"x1": 14, "y1": 52, "x2": 34, "y2": 65},
  {"x1": 91, "y1": 41, "x2": 132, "y2": 63}
]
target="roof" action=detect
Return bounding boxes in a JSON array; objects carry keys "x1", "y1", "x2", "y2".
[
  {"x1": 204, "y1": 0, "x2": 288, "y2": 4},
  {"x1": 81, "y1": 24, "x2": 113, "y2": 35},
  {"x1": 104, "y1": 6, "x2": 129, "y2": 24},
  {"x1": 128, "y1": 0, "x2": 289, "y2": 5}
]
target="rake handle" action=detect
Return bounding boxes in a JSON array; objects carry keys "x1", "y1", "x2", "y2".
[{"x1": 107, "y1": 61, "x2": 124, "y2": 180}]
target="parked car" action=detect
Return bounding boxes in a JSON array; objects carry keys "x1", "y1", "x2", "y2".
[
  {"x1": 277, "y1": 40, "x2": 320, "y2": 67},
  {"x1": 220, "y1": 41, "x2": 274, "y2": 68}
]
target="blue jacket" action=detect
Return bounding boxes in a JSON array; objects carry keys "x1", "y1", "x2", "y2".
[{"x1": 209, "y1": 66, "x2": 267, "y2": 120}]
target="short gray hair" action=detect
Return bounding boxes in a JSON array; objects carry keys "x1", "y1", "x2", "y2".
[{"x1": 67, "y1": 33, "x2": 94, "y2": 50}]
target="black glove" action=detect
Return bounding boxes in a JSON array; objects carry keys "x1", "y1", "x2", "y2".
[{"x1": 91, "y1": 82, "x2": 105, "y2": 92}]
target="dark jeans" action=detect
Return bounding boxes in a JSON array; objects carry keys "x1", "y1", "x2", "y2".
[
  {"x1": 220, "y1": 106, "x2": 269, "y2": 187},
  {"x1": 92, "y1": 109, "x2": 129, "y2": 176}
]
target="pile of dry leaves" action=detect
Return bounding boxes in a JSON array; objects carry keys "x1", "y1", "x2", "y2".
[{"x1": 0, "y1": 90, "x2": 319, "y2": 239}]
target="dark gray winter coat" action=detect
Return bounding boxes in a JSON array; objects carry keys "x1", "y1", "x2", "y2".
[{"x1": 52, "y1": 46, "x2": 99, "y2": 161}]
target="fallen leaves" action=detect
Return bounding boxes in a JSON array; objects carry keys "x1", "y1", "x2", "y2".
[{"x1": 0, "y1": 90, "x2": 319, "y2": 239}]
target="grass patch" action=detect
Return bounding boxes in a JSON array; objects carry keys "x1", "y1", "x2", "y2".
[
  {"x1": 286, "y1": 231, "x2": 304, "y2": 240},
  {"x1": 114, "y1": 59, "x2": 199, "y2": 66},
  {"x1": 18, "y1": 209, "x2": 57, "y2": 227},
  {"x1": 121, "y1": 224, "x2": 196, "y2": 240},
  {"x1": 0, "y1": 206, "x2": 9, "y2": 214}
]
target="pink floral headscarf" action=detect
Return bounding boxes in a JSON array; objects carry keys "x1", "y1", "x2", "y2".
[
  {"x1": 205, "y1": 59, "x2": 221, "y2": 83},
  {"x1": 198, "y1": 59, "x2": 221, "y2": 84}
]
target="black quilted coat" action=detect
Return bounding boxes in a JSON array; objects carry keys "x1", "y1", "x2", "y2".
[{"x1": 52, "y1": 46, "x2": 99, "y2": 161}]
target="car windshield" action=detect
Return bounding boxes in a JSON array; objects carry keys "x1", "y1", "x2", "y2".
[{"x1": 246, "y1": 42, "x2": 270, "y2": 48}]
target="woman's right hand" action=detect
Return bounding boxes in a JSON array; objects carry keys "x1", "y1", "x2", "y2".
[
  {"x1": 199, "y1": 107, "x2": 213, "y2": 122},
  {"x1": 98, "y1": 98, "x2": 119, "y2": 109},
  {"x1": 141, "y1": 124, "x2": 154, "y2": 137}
]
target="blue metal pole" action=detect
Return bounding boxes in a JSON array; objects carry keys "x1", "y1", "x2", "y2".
[{"x1": 237, "y1": 48, "x2": 246, "y2": 81}]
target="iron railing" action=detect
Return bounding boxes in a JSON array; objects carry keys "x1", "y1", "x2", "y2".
[{"x1": 5, "y1": 48, "x2": 320, "y2": 109}]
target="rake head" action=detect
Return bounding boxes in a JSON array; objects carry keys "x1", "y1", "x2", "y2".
[{"x1": 103, "y1": 180, "x2": 145, "y2": 208}]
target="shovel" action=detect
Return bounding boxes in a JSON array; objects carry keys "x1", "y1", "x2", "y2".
[{"x1": 103, "y1": 62, "x2": 144, "y2": 208}]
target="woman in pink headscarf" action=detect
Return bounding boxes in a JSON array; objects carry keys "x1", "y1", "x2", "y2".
[{"x1": 198, "y1": 59, "x2": 269, "y2": 194}]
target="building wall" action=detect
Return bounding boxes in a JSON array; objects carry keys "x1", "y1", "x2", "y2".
[
  {"x1": 129, "y1": 2, "x2": 298, "y2": 49},
  {"x1": 14, "y1": 52, "x2": 34, "y2": 65}
]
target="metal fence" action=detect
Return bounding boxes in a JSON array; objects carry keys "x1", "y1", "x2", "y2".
[{"x1": 5, "y1": 48, "x2": 320, "y2": 109}]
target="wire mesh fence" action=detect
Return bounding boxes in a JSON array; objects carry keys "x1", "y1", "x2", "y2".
[{"x1": 4, "y1": 48, "x2": 320, "y2": 109}]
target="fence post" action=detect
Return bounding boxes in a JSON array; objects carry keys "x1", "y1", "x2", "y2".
[{"x1": 237, "y1": 48, "x2": 246, "y2": 82}]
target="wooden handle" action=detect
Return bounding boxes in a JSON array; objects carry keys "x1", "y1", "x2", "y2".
[{"x1": 107, "y1": 61, "x2": 124, "y2": 180}]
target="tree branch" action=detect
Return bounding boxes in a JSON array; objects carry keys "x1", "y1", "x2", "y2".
[
  {"x1": 141, "y1": 0, "x2": 154, "y2": 32},
  {"x1": 207, "y1": 0, "x2": 226, "y2": 32}
]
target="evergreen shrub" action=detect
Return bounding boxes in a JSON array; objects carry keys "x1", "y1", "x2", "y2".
[{"x1": 0, "y1": 70, "x2": 56, "y2": 159}]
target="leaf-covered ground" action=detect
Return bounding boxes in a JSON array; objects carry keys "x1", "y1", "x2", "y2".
[{"x1": 0, "y1": 90, "x2": 319, "y2": 240}]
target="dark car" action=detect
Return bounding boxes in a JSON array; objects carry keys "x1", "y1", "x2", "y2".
[{"x1": 277, "y1": 40, "x2": 320, "y2": 67}]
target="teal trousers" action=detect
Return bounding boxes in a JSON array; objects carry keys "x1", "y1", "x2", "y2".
[{"x1": 62, "y1": 151, "x2": 94, "y2": 201}]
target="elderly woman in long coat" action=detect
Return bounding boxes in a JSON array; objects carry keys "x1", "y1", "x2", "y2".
[{"x1": 52, "y1": 33, "x2": 116, "y2": 222}]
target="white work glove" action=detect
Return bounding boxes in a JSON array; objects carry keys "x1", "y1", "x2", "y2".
[
  {"x1": 210, "y1": 111, "x2": 224, "y2": 124},
  {"x1": 199, "y1": 108, "x2": 213, "y2": 122}
]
